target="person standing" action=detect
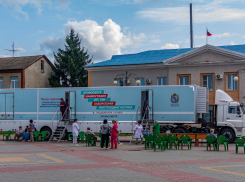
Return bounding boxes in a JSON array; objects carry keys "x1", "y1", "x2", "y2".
[
  {"x1": 152, "y1": 120, "x2": 160, "y2": 135},
  {"x1": 60, "y1": 98, "x2": 66, "y2": 120},
  {"x1": 72, "y1": 119, "x2": 80, "y2": 146},
  {"x1": 132, "y1": 121, "x2": 143, "y2": 145},
  {"x1": 100, "y1": 119, "x2": 111, "y2": 150},
  {"x1": 29, "y1": 120, "x2": 35, "y2": 142},
  {"x1": 111, "y1": 120, "x2": 119, "y2": 149}
]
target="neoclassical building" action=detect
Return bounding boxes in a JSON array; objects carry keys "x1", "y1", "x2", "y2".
[{"x1": 85, "y1": 44, "x2": 245, "y2": 126}]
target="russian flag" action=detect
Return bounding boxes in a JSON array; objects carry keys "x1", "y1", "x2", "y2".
[{"x1": 207, "y1": 30, "x2": 212, "y2": 36}]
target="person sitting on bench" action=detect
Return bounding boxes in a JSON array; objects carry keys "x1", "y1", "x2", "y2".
[
  {"x1": 14, "y1": 126, "x2": 23, "y2": 141},
  {"x1": 85, "y1": 127, "x2": 97, "y2": 146}
]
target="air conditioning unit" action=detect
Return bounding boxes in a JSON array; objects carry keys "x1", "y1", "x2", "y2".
[
  {"x1": 146, "y1": 79, "x2": 152, "y2": 84},
  {"x1": 216, "y1": 74, "x2": 223, "y2": 79}
]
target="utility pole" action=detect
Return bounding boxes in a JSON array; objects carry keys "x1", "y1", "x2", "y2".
[
  {"x1": 190, "y1": 3, "x2": 193, "y2": 48},
  {"x1": 4, "y1": 42, "x2": 19, "y2": 57}
]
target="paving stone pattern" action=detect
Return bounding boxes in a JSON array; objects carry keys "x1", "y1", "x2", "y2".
[{"x1": 0, "y1": 140, "x2": 245, "y2": 181}]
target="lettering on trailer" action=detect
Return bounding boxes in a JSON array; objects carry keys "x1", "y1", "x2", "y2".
[
  {"x1": 88, "y1": 98, "x2": 111, "y2": 102},
  {"x1": 93, "y1": 112, "x2": 123, "y2": 114},
  {"x1": 100, "y1": 115, "x2": 118, "y2": 118},
  {"x1": 81, "y1": 90, "x2": 104, "y2": 95},
  {"x1": 96, "y1": 105, "x2": 135, "y2": 110},
  {"x1": 92, "y1": 101, "x2": 116, "y2": 106},
  {"x1": 40, "y1": 98, "x2": 60, "y2": 108},
  {"x1": 84, "y1": 94, "x2": 108, "y2": 98}
]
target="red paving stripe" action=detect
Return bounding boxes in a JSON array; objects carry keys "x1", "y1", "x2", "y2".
[
  {"x1": 123, "y1": 166, "x2": 227, "y2": 182},
  {"x1": 142, "y1": 157, "x2": 245, "y2": 166},
  {"x1": 0, "y1": 164, "x2": 114, "y2": 173}
]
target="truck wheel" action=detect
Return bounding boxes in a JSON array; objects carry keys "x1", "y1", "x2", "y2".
[
  {"x1": 160, "y1": 126, "x2": 168, "y2": 133},
  {"x1": 40, "y1": 127, "x2": 52, "y2": 140},
  {"x1": 220, "y1": 128, "x2": 235, "y2": 143},
  {"x1": 173, "y1": 128, "x2": 187, "y2": 133}
]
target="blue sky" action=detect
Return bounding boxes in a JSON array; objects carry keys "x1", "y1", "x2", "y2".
[{"x1": 0, "y1": 0, "x2": 245, "y2": 62}]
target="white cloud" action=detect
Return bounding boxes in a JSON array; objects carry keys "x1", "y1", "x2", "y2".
[
  {"x1": 0, "y1": 54, "x2": 11, "y2": 58},
  {"x1": 136, "y1": 2, "x2": 245, "y2": 23},
  {"x1": 16, "y1": 47, "x2": 27, "y2": 52},
  {"x1": 0, "y1": 0, "x2": 51, "y2": 20},
  {"x1": 161, "y1": 43, "x2": 180, "y2": 49},
  {"x1": 195, "y1": 32, "x2": 240, "y2": 39},
  {"x1": 150, "y1": 39, "x2": 161, "y2": 43},
  {"x1": 230, "y1": 41, "x2": 235, "y2": 45},
  {"x1": 41, "y1": 19, "x2": 146, "y2": 62}
]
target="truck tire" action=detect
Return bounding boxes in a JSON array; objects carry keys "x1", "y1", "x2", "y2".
[
  {"x1": 173, "y1": 127, "x2": 187, "y2": 133},
  {"x1": 40, "y1": 127, "x2": 52, "y2": 140},
  {"x1": 160, "y1": 126, "x2": 168, "y2": 133},
  {"x1": 220, "y1": 128, "x2": 235, "y2": 143}
]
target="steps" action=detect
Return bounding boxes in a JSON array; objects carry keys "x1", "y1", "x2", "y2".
[{"x1": 48, "y1": 119, "x2": 73, "y2": 143}]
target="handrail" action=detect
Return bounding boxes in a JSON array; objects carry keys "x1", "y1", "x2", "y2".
[
  {"x1": 132, "y1": 106, "x2": 139, "y2": 132},
  {"x1": 52, "y1": 107, "x2": 60, "y2": 123}
]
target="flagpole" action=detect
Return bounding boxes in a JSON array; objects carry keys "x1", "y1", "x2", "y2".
[{"x1": 206, "y1": 27, "x2": 208, "y2": 45}]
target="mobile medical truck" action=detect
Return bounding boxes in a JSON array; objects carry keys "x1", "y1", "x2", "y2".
[{"x1": 0, "y1": 85, "x2": 243, "y2": 142}]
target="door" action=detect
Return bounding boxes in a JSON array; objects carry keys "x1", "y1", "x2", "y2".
[
  {"x1": 148, "y1": 90, "x2": 153, "y2": 121},
  {"x1": 65, "y1": 91, "x2": 76, "y2": 119},
  {"x1": 0, "y1": 93, "x2": 14, "y2": 120},
  {"x1": 141, "y1": 90, "x2": 154, "y2": 121},
  {"x1": 226, "y1": 105, "x2": 242, "y2": 127}
]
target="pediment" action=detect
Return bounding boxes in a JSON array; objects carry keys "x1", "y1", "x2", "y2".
[{"x1": 163, "y1": 44, "x2": 245, "y2": 65}]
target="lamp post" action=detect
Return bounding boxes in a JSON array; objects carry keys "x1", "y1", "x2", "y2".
[
  {"x1": 113, "y1": 71, "x2": 140, "y2": 86},
  {"x1": 233, "y1": 68, "x2": 245, "y2": 81}
]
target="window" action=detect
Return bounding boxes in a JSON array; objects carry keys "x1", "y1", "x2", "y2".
[
  {"x1": 158, "y1": 77, "x2": 167, "y2": 85},
  {"x1": 227, "y1": 74, "x2": 238, "y2": 91},
  {"x1": 203, "y1": 75, "x2": 213, "y2": 91},
  {"x1": 41, "y1": 60, "x2": 44, "y2": 73},
  {"x1": 179, "y1": 76, "x2": 189, "y2": 85},
  {"x1": 115, "y1": 79, "x2": 123, "y2": 86},
  {"x1": 0, "y1": 78, "x2": 3, "y2": 89},
  {"x1": 228, "y1": 106, "x2": 240, "y2": 114},
  {"x1": 11, "y1": 77, "x2": 18, "y2": 89},
  {"x1": 136, "y1": 78, "x2": 144, "y2": 86}
]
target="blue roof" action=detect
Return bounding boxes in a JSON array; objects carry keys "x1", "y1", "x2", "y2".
[{"x1": 86, "y1": 44, "x2": 245, "y2": 67}]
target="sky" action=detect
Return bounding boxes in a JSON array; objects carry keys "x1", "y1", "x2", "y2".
[{"x1": 0, "y1": 0, "x2": 245, "y2": 63}]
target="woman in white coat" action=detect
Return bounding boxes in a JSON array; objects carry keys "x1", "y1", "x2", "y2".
[
  {"x1": 132, "y1": 121, "x2": 143, "y2": 145},
  {"x1": 72, "y1": 119, "x2": 80, "y2": 146}
]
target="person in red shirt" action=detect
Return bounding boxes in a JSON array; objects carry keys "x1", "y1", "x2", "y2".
[{"x1": 110, "y1": 119, "x2": 119, "y2": 149}]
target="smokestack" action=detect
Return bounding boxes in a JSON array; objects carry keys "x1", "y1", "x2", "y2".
[{"x1": 190, "y1": 3, "x2": 193, "y2": 48}]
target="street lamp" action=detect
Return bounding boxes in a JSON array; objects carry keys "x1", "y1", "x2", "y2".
[
  {"x1": 113, "y1": 71, "x2": 140, "y2": 86},
  {"x1": 233, "y1": 68, "x2": 245, "y2": 81}
]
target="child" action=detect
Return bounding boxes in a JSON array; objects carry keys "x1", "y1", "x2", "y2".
[{"x1": 22, "y1": 126, "x2": 29, "y2": 142}]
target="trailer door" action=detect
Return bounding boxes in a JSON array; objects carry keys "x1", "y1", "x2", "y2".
[
  {"x1": 0, "y1": 93, "x2": 14, "y2": 120},
  {"x1": 148, "y1": 90, "x2": 153, "y2": 121},
  {"x1": 69, "y1": 91, "x2": 76, "y2": 119}
]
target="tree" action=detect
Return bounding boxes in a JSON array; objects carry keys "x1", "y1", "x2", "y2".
[{"x1": 49, "y1": 28, "x2": 93, "y2": 87}]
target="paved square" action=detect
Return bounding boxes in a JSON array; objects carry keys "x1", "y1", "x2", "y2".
[{"x1": 1, "y1": 141, "x2": 245, "y2": 181}]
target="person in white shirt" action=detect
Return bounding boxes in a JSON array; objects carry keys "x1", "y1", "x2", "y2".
[
  {"x1": 132, "y1": 121, "x2": 143, "y2": 145},
  {"x1": 72, "y1": 119, "x2": 80, "y2": 146},
  {"x1": 14, "y1": 126, "x2": 23, "y2": 141}
]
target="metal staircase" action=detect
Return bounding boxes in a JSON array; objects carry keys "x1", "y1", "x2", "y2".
[
  {"x1": 48, "y1": 107, "x2": 73, "y2": 143},
  {"x1": 130, "y1": 106, "x2": 154, "y2": 144}
]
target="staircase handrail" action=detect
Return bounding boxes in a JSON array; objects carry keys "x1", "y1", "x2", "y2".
[{"x1": 131, "y1": 106, "x2": 139, "y2": 132}]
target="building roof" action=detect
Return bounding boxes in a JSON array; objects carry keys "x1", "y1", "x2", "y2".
[
  {"x1": 0, "y1": 55, "x2": 50, "y2": 70},
  {"x1": 85, "y1": 44, "x2": 245, "y2": 68}
]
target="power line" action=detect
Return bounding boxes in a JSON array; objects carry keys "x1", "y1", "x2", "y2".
[{"x1": 4, "y1": 42, "x2": 19, "y2": 57}]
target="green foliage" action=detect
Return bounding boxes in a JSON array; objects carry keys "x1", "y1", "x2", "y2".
[{"x1": 49, "y1": 28, "x2": 93, "y2": 87}]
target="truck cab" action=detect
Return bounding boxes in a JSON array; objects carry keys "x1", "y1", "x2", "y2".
[{"x1": 215, "y1": 89, "x2": 245, "y2": 142}]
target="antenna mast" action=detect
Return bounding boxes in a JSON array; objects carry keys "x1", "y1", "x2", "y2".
[
  {"x1": 190, "y1": 3, "x2": 193, "y2": 48},
  {"x1": 4, "y1": 42, "x2": 19, "y2": 57}
]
